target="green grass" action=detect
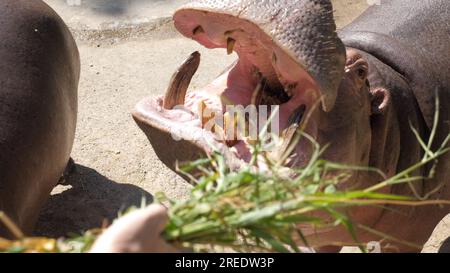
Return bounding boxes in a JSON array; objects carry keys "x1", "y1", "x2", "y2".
[{"x1": 157, "y1": 98, "x2": 449, "y2": 252}]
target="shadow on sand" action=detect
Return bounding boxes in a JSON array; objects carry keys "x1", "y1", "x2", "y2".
[
  {"x1": 34, "y1": 164, "x2": 153, "y2": 238},
  {"x1": 438, "y1": 237, "x2": 450, "y2": 253}
]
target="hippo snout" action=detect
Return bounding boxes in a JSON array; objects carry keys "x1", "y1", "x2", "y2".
[{"x1": 133, "y1": 0, "x2": 346, "y2": 172}]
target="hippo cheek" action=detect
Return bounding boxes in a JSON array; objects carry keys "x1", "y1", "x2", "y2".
[{"x1": 133, "y1": 0, "x2": 346, "y2": 174}]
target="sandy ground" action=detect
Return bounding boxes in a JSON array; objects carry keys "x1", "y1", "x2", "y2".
[{"x1": 33, "y1": 0, "x2": 449, "y2": 252}]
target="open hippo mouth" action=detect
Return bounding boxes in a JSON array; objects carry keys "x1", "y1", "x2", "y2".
[{"x1": 133, "y1": 0, "x2": 346, "y2": 174}]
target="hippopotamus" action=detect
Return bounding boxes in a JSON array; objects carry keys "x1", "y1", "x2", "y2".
[
  {"x1": 133, "y1": 0, "x2": 450, "y2": 252},
  {"x1": 0, "y1": 0, "x2": 79, "y2": 237}
]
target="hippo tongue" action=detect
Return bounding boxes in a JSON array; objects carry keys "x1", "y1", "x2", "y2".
[{"x1": 173, "y1": 0, "x2": 346, "y2": 112}]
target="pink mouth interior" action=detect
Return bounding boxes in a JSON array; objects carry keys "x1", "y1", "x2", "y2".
[{"x1": 136, "y1": 10, "x2": 321, "y2": 163}]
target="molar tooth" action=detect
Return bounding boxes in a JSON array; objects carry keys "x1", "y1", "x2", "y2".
[
  {"x1": 164, "y1": 52, "x2": 201, "y2": 109},
  {"x1": 193, "y1": 26, "x2": 204, "y2": 35},
  {"x1": 227, "y1": 38, "x2": 236, "y2": 55},
  {"x1": 285, "y1": 89, "x2": 293, "y2": 98},
  {"x1": 285, "y1": 83, "x2": 297, "y2": 98}
]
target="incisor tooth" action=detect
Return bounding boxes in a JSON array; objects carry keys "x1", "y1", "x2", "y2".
[
  {"x1": 223, "y1": 112, "x2": 239, "y2": 146},
  {"x1": 198, "y1": 100, "x2": 207, "y2": 127},
  {"x1": 244, "y1": 118, "x2": 258, "y2": 146},
  {"x1": 227, "y1": 38, "x2": 236, "y2": 55},
  {"x1": 163, "y1": 52, "x2": 201, "y2": 109},
  {"x1": 198, "y1": 100, "x2": 215, "y2": 132}
]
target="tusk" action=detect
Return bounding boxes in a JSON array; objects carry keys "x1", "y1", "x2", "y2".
[
  {"x1": 287, "y1": 104, "x2": 306, "y2": 126},
  {"x1": 163, "y1": 51, "x2": 201, "y2": 110},
  {"x1": 251, "y1": 79, "x2": 264, "y2": 106},
  {"x1": 273, "y1": 105, "x2": 307, "y2": 163}
]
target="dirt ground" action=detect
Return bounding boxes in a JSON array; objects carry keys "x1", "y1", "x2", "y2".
[{"x1": 34, "y1": 0, "x2": 449, "y2": 252}]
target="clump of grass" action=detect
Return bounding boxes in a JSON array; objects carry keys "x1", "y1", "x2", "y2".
[
  {"x1": 1, "y1": 99, "x2": 449, "y2": 253},
  {"x1": 160, "y1": 142, "x2": 448, "y2": 252},
  {"x1": 158, "y1": 99, "x2": 450, "y2": 252}
]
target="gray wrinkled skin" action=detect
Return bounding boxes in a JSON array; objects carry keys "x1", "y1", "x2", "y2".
[
  {"x1": 340, "y1": 0, "x2": 450, "y2": 129},
  {"x1": 177, "y1": 0, "x2": 346, "y2": 111},
  {"x1": 0, "y1": 0, "x2": 79, "y2": 237}
]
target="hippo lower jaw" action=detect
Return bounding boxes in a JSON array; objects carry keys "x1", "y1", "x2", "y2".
[{"x1": 133, "y1": 20, "x2": 326, "y2": 172}]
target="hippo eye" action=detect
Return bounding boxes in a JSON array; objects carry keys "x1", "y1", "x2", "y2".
[{"x1": 357, "y1": 67, "x2": 367, "y2": 79}]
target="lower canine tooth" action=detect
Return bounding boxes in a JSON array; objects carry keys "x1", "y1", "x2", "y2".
[
  {"x1": 163, "y1": 51, "x2": 201, "y2": 110},
  {"x1": 273, "y1": 105, "x2": 307, "y2": 163},
  {"x1": 227, "y1": 38, "x2": 236, "y2": 55},
  {"x1": 287, "y1": 105, "x2": 306, "y2": 126},
  {"x1": 251, "y1": 79, "x2": 264, "y2": 106}
]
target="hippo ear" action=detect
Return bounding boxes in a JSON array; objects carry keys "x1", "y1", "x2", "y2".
[{"x1": 370, "y1": 88, "x2": 391, "y2": 115}]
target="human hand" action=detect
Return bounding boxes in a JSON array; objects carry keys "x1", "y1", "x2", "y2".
[{"x1": 90, "y1": 204, "x2": 177, "y2": 253}]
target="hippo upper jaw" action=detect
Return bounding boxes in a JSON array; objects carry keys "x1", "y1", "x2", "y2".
[
  {"x1": 133, "y1": 0, "x2": 346, "y2": 172},
  {"x1": 174, "y1": 0, "x2": 346, "y2": 112},
  {"x1": 132, "y1": 50, "x2": 320, "y2": 170}
]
